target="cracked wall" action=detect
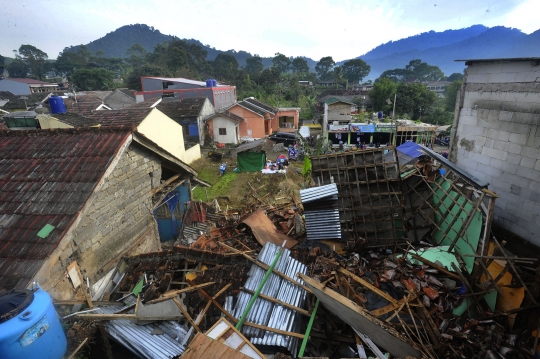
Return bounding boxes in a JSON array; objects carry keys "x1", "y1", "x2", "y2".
[{"x1": 451, "y1": 60, "x2": 540, "y2": 244}]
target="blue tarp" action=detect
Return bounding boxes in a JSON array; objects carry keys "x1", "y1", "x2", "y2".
[{"x1": 397, "y1": 141, "x2": 424, "y2": 158}]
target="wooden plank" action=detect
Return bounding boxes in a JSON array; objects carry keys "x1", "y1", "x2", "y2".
[
  {"x1": 299, "y1": 273, "x2": 422, "y2": 358},
  {"x1": 66, "y1": 338, "x2": 88, "y2": 359},
  {"x1": 76, "y1": 314, "x2": 184, "y2": 321},
  {"x1": 195, "y1": 284, "x2": 231, "y2": 326},
  {"x1": 240, "y1": 287, "x2": 310, "y2": 316},
  {"x1": 241, "y1": 321, "x2": 305, "y2": 339},
  {"x1": 337, "y1": 267, "x2": 398, "y2": 305},
  {"x1": 186, "y1": 280, "x2": 238, "y2": 324},
  {"x1": 145, "y1": 282, "x2": 216, "y2": 304},
  {"x1": 151, "y1": 174, "x2": 182, "y2": 195},
  {"x1": 410, "y1": 253, "x2": 461, "y2": 280},
  {"x1": 54, "y1": 300, "x2": 124, "y2": 307},
  {"x1": 173, "y1": 298, "x2": 201, "y2": 333},
  {"x1": 67, "y1": 261, "x2": 94, "y2": 309},
  {"x1": 180, "y1": 333, "x2": 252, "y2": 359}
]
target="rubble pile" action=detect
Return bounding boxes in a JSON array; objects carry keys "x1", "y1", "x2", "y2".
[{"x1": 58, "y1": 148, "x2": 540, "y2": 359}]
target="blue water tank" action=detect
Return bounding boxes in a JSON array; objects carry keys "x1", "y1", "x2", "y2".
[
  {"x1": 188, "y1": 124, "x2": 199, "y2": 137},
  {"x1": 205, "y1": 79, "x2": 213, "y2": 88},
  {"x1": 0, "y1": 287, "x2": 67, "y2": 359},
  {"x1": 212, "y1": 79, "x2": 217, "y2": 87},
  {"x1": 49, "y1": 96, "x2": 66, "y2": 115}
]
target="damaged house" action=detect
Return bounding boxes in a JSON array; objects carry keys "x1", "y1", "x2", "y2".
[{"x1": 0, "y1": 126, "x2": 207, "y2": 300}]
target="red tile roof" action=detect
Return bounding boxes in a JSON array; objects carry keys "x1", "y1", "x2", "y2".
[
  {"x1": 4, "y1": 78, "x2": 56, "y2": 85},
  {"x1": 0, "y1": 127, "x2": 132, "y2": 292}
]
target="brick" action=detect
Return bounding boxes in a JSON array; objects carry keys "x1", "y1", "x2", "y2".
[
  {"x1": 499, "y1": 111, "x2": 513, "y2": 122},
  {"x1": 481, "y1": 147, "x2": 507, "y2": 161},
  {"x1": 521, "y1": 156, "x2": 537, "y2": 169},
  {"x1": 508, "y1": 132, "x2": 528, "y2": 144},
  {"x1": 522, "y1": 146, "x2": 540, "y2": 160},
  {"x1": 507, "y1": 143, "x2": 522, "y2": 155},
  {"x1": 536, "y1": 159, "x2": 540, "y2": 171},
  {"x1": 506, "y1": 153, "x2": 522, "y2": 165},
  {"x1": 476, "y1": 163, "x2": 502, "y2": 179},
  {"x1": 516, "y1": 166, "x2": 540, "y2": 181},
  {"x1": 493, "y1": 141, "x2": 509, "y2": 152}
]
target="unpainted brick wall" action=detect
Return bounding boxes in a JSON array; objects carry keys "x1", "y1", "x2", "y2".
[
  {"x1": 452, "y1": 60, "x2": 540, "y2": 244},
  {"x1": 65, "y1": 145, "x2": 162, "y2": 281}
]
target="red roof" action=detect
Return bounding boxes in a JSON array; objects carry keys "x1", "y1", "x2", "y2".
[
  {"x1": 5, "y1": 78, "x2": 56, "y2": 85},
  {"x1": 0, "y1": 127, "x2": 131, "y2": 291}
]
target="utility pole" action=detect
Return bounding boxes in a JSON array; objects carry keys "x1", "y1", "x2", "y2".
[{"x1": 392, "y1": 93, "x2": 397, "y2": 146}]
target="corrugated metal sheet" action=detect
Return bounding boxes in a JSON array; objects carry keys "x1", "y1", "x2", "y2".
[
  {"x1": 0, "y1": 128, "x2": 131, "y2": 292},
  {"x1": 232, "y1": 242, "x2": 307, "y2": 356},
  {"x1": 299, "y1": 183, "x2": 338, "y2": 203},
  {"x1": 304, "y1": 209, "x2": 342, "y2": 240},
  {"x1": 96, "y1": 306, "x2": 187, "y2": 359}
]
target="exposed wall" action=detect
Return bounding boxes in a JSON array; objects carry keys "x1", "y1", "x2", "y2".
[
  {"x1": 35, "y1": 142, "x2": 163, "y2": 299},
  {"x1": 37, "y1": 114, "x2": 73, "y2": 129},
  {"x1": 229, "y1": 106, "x2": 265, "y2": 139},
  {"x1": 451, "y1": 59, "x2": 540, "y2": 244},
  {"x1": 184, "y1": 144, "x2": 202, "y2": 164},
  {"x1": 196, "y1": 98, "x2": 215, "y2": 145},
  {"x1": 209, "y1": 116, "x2": 239, "y2": 143},
  {"x1": 328, "y1": 103, "x2": 353, "y2": 123},
  {"x1": 105, "y1": 90, "x2": 136, "y2": 109},
  {"x1": 0, "y1": 80, "x2": 30, "y2": 95},
  {"x1": 273, "y1": 109, "x2": 299, "y2": 130}
]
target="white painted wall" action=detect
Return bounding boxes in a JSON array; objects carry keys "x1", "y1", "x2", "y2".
[
  {"x1": 451, "y1": 59, "x2": 540, "y2": 244},
  {"x1": 211, "y1": 116, "x2": 239, "y2": 144}
]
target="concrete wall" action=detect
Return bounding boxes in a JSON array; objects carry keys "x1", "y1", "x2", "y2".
[
  {"x1": 0, "y1": 80, "x2": 30, "y2": 95},
  {"x1": 196, "y1": 98, "x2": 215, "y2": 145},
  {"x1": 35, "y1": 141, "x2": 162, "y2": 299},
  {"x1": 105, "y1": 90, "x2": 136, "y2": 109},
  {"x1": 183, "y1": 144, "x2": 202, "y2": 164},
  {"x1": 328, "y1": 102, "x2": 353, "y2": 123},
  {"x1": 451, "y1": 59, "x2": 540, "y2": 244},
  {"x1": 213, "y1": 88, "x2": 236, "y2": 110},
  {"x1": 229, "y1": 105, "x2": 265, "y2": 139},
  {"x1": 209, "y1": 116, "x2": 239, "y2": 143},
  {"x1": 273, "y1": 109, "x2": 299, "y2": 131},
  {"x1": 37, "y1": 114, "x2": 73, "y2": 129}
]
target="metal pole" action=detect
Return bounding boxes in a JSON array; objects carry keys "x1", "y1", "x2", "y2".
[
  {"x1": 236, "y1": 245, "x2": 285, "y2": 330},
  {"x1": 298, "y1": 298, "x2": 320, "y2": 357}
]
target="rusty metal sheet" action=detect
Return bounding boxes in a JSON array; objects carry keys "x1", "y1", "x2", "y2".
[{"x1": 241, "y1": 210, "x2": 297, "y2": 249}]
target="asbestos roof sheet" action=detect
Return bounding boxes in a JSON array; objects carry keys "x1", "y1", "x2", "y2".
[
  {"x1": 49, "y1": 112, "x2": 100, "y2": 127},
  {"x1": 0, "y1": 91, "x2": 16, "y2": 100},
  {"x1": 3, "y1": 78, "x2": 54, "y2": 85},
  {"x1": 206, "y1": 110, "x2": 244, "y2": 124},
  {"x1": 0, "y1": 127, "x2": 131, "y2": 292}
]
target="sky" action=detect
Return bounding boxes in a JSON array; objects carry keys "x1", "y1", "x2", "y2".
[{"x1": 1, "y1": 0, "x2": 538, "y2": 61}]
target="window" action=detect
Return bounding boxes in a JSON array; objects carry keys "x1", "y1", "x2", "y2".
[{"x1": 219, "y1": 128, "x2": 227, "y2": 135}]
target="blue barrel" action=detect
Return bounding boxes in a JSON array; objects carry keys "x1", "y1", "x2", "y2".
[
  {"x1": 49, "y1": 96, "x2": 66, "y2": 114},
  {"x1": 188, "y1": 124, "x2": 199, "y2": 136},
  {"x1": 0, "y1": 287, "x2": 67, "y2": 359},
  {"x1": 205, "y1": 79, "x2": 213, "y2": 88},
  {"x1": 212, "y1": 79, "x2": 217, "y2": 87}
]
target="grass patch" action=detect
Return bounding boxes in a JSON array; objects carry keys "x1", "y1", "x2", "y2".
[{"x1": 193, "y1": 172, "x2": 238, "y2": 201}]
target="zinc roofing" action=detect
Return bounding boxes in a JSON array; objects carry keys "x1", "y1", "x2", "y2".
[
  {"x1": 0, "y1": 127, "x2": 132, "y2": 292},
  {"x1": 234, "y1": 97, "x2": 277, "y2": 117}
]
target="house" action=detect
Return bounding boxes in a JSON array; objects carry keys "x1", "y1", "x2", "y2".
[
  {"x1": 0, "y1": 92, "x2": 50, "y2": 112},
  {"x1": 204, "y1": 111, "x2": 244, "y2": 144},
  {"x1": 325, "y1": 97, "x2": 356, "y2": 124},
  {"x1": 87, "y1": 106, "x2": 202, "y2": 164},
  {"x1": 299, "y1": 80, "x2": 313, "y2": 86},
  {"x1": 317, "y1": 89, "x2": 371, "y2": 111},
  {"x1": 450, "y1": 57, "x2": 540, "y2": 245},
  {"x1": 0, "y1": 126, "x2": 207, "y2": 299},
  {"x1": 103, "y1": 88, "x2": 137, "y2": 109},
  {"x1": 0, "y1": 78, "x2": 59, "y2": 95},
  {"x1": 423, "y1": 80, "x2": 452, "y2": 98},
  {"x1": 135, "y1": 77, "x2": 236, "y2": 110},
  {"x1": 206, "y1": 97, "x2": 299, "y2": 141},
  {"x1": 316, "y1": 80, "x2": 343, "y2": 88}
]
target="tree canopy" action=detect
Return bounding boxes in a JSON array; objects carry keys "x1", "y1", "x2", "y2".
[
  {"x1": 342, "y1": 59, "x2": 370, "y2": 84},
  {"x1": 272, "y1": 53, "x2": 291, "y2": 74},
  {"x1": 315, "y1": 56, "x2": 335, "y2": 81},
  {"x1": 379, "y1": 59, "x2": 445, "y2": 82},
  {"x1": 444, "y1": 80, "x2": 462, "y2": 112},
  {"x1": 17, "y1": 44, "x2": 49, "y2": 80},
  {"x1": 291, "y1": 57, "x2": 309, "y2": 74},
  {"x1": 126, "y1": 64, "x2": 172, "y2": 90},
  {"x1": 71, "y1": 68, "x2": 115, "y2": 91},
  {"x1": 244, "y1": 56, "x2": 263, "y2": 76},
  {"x1": 395, "y1": 82, "x2": 437, "y2": 119},
  {"x1": 369, "y1": 78, "x2": 398, "y2": 114},
  {"x1": 7, "y1": 59, "x2": 29, "y2": 78}
]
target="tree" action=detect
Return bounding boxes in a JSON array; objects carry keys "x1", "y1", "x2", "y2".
[
  {"x1": 54, "y1": 47, "x2": 91, "y2": 76},
  {"x1": 342, "y1": 59, "x2": 370, "y2": 84},
  {"x1": 126, "y1": 43, "x2": 147, "y2": 68},
  {"x1": 444, "y1": 80, "x2": 462, "y2": 112},
  {"x1": 211, "y1": 53, "x2": 238, "y2": 81},
  {"x1": 7, "y1": 59, "x2": 29, "y2": 78},
  {"x1": 395, "y1": 82, "x2": 437, "y2": 119},
  {"x1": 0, "y1": 54, "x2": 4, "y2": 72},
  {"x1": 379, "y1": 59, "x2": 445, "y2": 82},
  {"x1": 315, "y1": 56, "x2": 335, "y2": 80},
  {"x1": 272, "y1": 53, "x2": 291, "y2": 74},
  {"x1": 259, "y1": 67, "x2": 281, "y2": 91},
  {"x1": 369, "y1": 78, "x2": 398, "y2": 114},
  {"x1": 71, "y1": 68, "x2": 114, "y2": 91},
  {"x1": 17, "y1": 44, "x2": 49, "y2": 80},
  {"x1": 291, "y1": 57, "x2": 309, "y2": 74},
  {"x1": 126, "y1": 64, "x2": 172, "y2": 90},
  {"x1": 447, "y1": 72, "x2": 463, "y2": 82},
  {"x1": 244, "y1": 56, "x2": 263, "y2": 76},
  {"x1": 333, "y1": 66, "x2": 344, "y2": 86}
]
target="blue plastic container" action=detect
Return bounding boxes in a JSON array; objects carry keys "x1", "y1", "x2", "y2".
[
  {"x1": 212, "y1": 79, "x2": 217, "y2": 87},
  {"x1": 49, "y1": 96, "x2": 66, "y2": 114},
  {"x1": 0, "y1": 287, "x2": 67, "y2": 359},
  {"x1": 205, "y1": 79, "x2": 213, "y2": 88}
]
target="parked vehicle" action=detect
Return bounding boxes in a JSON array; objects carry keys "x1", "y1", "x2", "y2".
[{"x1": 268, "y1": 132, "x2": 296, "y2": 146}]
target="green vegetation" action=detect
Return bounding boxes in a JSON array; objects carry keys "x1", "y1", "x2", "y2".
[{"x1": 378, "y1": 59, "x2": 445, "y2": 83}]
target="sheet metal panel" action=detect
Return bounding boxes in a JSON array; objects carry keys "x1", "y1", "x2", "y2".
[{"x1": 299, "y1": 183, "x2": 338, "y2": 203}]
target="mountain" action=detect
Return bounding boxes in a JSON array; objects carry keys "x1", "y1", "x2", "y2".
[
  {"x1": 63, "y1": 24, "x2": 540, "y2": 80},
  {"x1": 63, "y1": 24, "x2": 318, "y2": 69},
  {"x1": 357, "y1": 26, "x2": 540, "y2": 80}
]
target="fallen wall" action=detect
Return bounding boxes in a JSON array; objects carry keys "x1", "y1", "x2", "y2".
[{"x1": 451, "y1": 59, "x2": 540, "y2": 244}]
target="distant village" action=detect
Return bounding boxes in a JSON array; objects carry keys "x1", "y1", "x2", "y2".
[{"x1": 0, "y1": 41, "x2": 540, "y2": 359}]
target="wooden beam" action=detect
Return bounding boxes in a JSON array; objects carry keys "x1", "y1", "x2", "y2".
[
  {"x1": 145, "y1": 282, "x2": 216, "y2": 304},
  {"x1": 54, "y1": 300, "x2": 124, "y2": 307},
  {"x1": 240, "y1": 287, "x2": 310, "y2": 316},
  {"x1": 151, "y1": 174, "x2": 182, "y2": 195},
  {"x1": 337, "y1": 267, "x2": 398, "y2": 305},
  {"x1": 195, "y1": 284, "x2": 231, "y2": 326},
  {"x1": 76, "y1": 314, "x2": 184, "y2": 321},
  {"x1": 173, "y1": 297, "x2": 201, "y2": 333},
  {"x1": 242, "y1": 321, "x2": 305, "y2": 339},
  {"x1": 186, "y1": 280, "x2": 238, "y2": 324},
  {"x1": 409, "y1": 253, "x2": 460, "y2": 280}
]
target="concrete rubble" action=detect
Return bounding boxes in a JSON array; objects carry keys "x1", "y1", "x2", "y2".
[{"x1": 56, "y1": 145, "x2": 540, "y2": 359}]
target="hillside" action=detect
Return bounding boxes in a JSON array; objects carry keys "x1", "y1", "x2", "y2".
[{"x1": 62, "y1": 23, "x2": 540, "y2": 80}]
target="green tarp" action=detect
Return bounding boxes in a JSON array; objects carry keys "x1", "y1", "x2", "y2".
[{"x1": 237, "y1": 151, "x2": 266, "y2": 172}]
